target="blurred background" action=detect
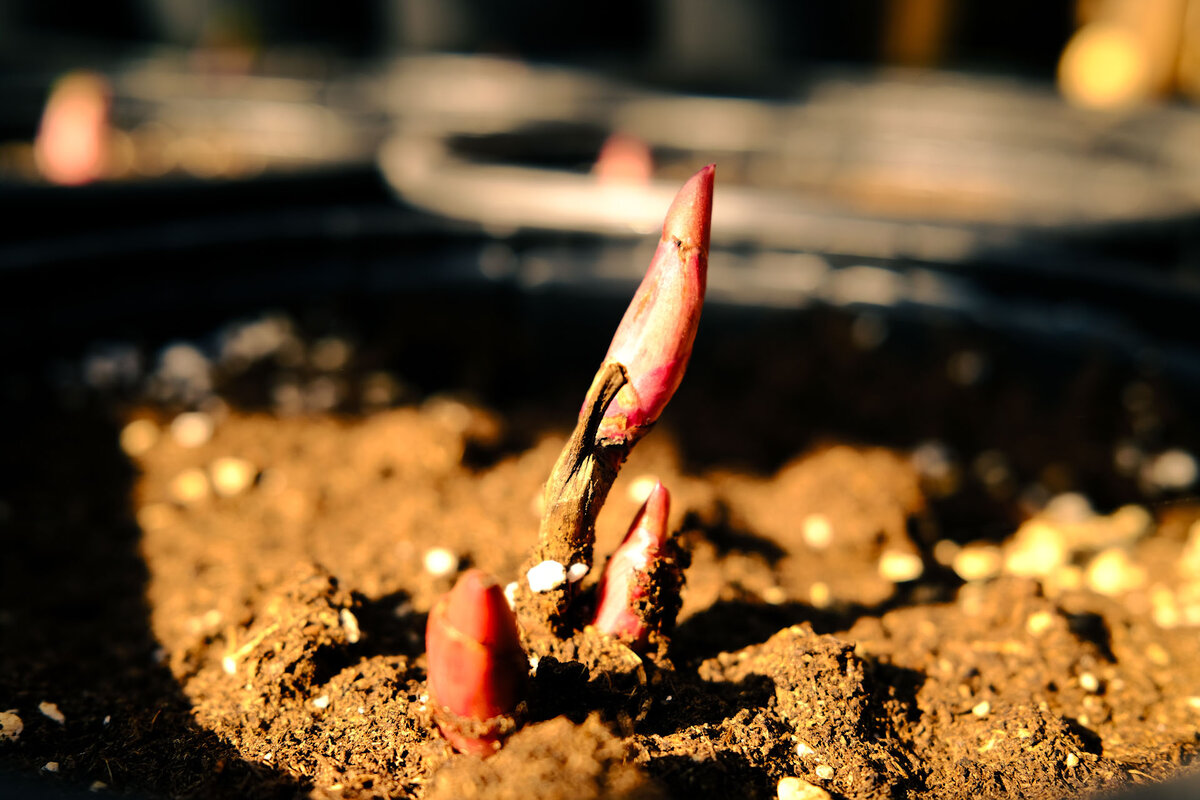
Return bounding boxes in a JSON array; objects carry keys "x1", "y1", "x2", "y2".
[{"x1": 3, "y1": 0, "x2": 1200, "y2": 450}]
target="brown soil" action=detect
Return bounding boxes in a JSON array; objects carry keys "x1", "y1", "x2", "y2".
[{"x1": 3, "y1": 309, "x2": 1200, "y2": 800}]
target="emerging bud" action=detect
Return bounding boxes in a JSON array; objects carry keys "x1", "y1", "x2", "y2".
[
  {"x1": 592, "y1": 482, "x2": 684, "y2": 652},
  {"x1": 595, "y1": 165, "x2": 714, "y2": 444},
  {"x1": 426, "y1": 569, "x2": 527, "y2": 756}
]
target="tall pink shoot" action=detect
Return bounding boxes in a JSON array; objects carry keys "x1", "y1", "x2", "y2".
[{"x1": 596, "y1": 165, "x2": 714, "y2": 444}]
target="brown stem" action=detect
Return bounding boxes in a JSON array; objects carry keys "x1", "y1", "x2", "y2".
[{"x1": 516, "y1": 360, "x2": 631, "y2": 635}]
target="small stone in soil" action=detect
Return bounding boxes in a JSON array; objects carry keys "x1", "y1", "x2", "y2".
[
  {"x1": 879, "y1": 550, "x2": 923, "y2": 582},
  {"x1": 1143, "y1": 449, "x2": 1198, "y2": 490},
  {"x1": 778, "y1": 776, "x2": 830, "y2": 800},
  {"x1": 567, "y1": 563, "x2": 589, "y2": 583},
  {"x1": 170, "y1": 412, "x2": 214, "y2": 448},
  {"x1": 527, "y1": 560, "x2": 567, "y2": 592},
  {"x1": 802, "y1": 514, "x2": 833, "y2": 550},
  {"x1": 423, "y1": 547, "x2": 458, "y2": 577},
  {"x1": 814, "y1": 764, "x2": 834, "y2": 780},
  {"x1": 972, "y1": 700, "x2": 991, "y2": 717},
  {"x1": 0, "y1": 710, "x2": 22, "y2": 741},
  {"x1": 119, "y1": 419, "x2": 159, "y2": 457},
  {"x1": 42, "y1": 762, "x2": 59, "y2": 772},
  {"x1": 169, "y1": 468, "x2": 210, "y2": 504},
  {"x1": 38, "y1": 702, "x2": 65, "y2": 724},
  {"x1": 1026, "y1": 611, "x2": 1055, "y2": 636},
  {"x1": 953, "y1": 544, "x2": 1002, "y2": 582},
  {"x1": 210, "y1": 457, "x2": 256, "y2": 497},
  {"x1": 1086, "y1": 548, "x2": 1146, "y2": 595},
  {"x1": 339, "y1": 608, "x2": 361, "y2": 643},
  {"x1": 1005, "y1": 521, "x2": 1066, "y2": 577}
]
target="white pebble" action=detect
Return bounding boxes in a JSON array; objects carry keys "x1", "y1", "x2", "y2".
[
  {"x1": 339, "y1": 609, "x2": 361, "y2": 644},
  {"x1": 1144, "y1": 450, "x2": 1198, "y2": 490},
  {"x1": 953, "y1": 544, "x2": 1002, "y2": 582},
  {"x1": 169, "y1": 468, "x2": 210, "y2": 504},
  {"x1": 312, "y1": 695, "x2": 330, "y2": 709},
  {"x1": 504, "y1": 582, "x2": 519, "y2": 609},
  {"x1": 1086, "y1": 548, "x2": 1146, "y2": 596},
  {"x1": 802, "y1": 514, "x2": 833, "y2": 550},
  {"x1": 170, "y1": 412, "x2": 214, "y2": 448},
  {"x1": 210, "y1": 457, "x2": 256, "y2": 497},
  {"x1": 814, "y1": 764, "x2": 834, "y2": 780},
  {"x1": 778, "y1": 776, "x2": 831, "y2": 800},
  {"x1": 208, "y1": 455, "x2": 255, "y2": 494},
  {"x1": 1044, "y1": 492, "x2": 1095, "y2": 524},
  {"x1": 627, "y1": 475, "x2": 660, "y2": 504},
  {"x1": 933, "y1": 539, "x2": 959, "y2": 566},
  {"x1": 1026, "y1": 611, "x2": 1055, "y2": 636},
  {"x1": 1079, "y1": 673, "x2": 1100, "y2": 693},
  {"x1": 1005, "y1": 522, "x2": 1066, "y2": 577},
  {"x1": 119, "y1": 419, "x2": 159, "y2": 457},
  {"x1": 879, "y1": 550, "x2": 923, "y2": 583},
  {"x1": 527, "y1": 560, "x2": 567, "y2": 593},
  {"x1": 972, "y1": 700, "x2": 990, "y2": 717},
  {"x1": 0, "y1": 710, "x2": 22, "y2": 741},
  {"x1": 422, "y1": 547, "x2": 458, "y2": 577},
  {"x1": 567, "y1": 563, "x2": 589, "y2": 584},
  {"x1": 222, "y1": 656, "x2": 237, "y2": 675},
  {"x1": 911, "y1": 441, "x2": 953, "y2": 480},
  {"x1": 795, "y1": 740, "x2": 816, "y2": 757},
  {"x1": 38, "y1": 702, "x2": 65, "y2": 724},
  {"x1": 1066, "y1": 753, "x2": 1079, "y2": 768},
  {"x1": 310, "y1": 337, "x2": 351, "y2": 372}
]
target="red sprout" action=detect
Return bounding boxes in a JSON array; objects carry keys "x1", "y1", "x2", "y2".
[
  {"x1": 592, "y1": 482, "x2": 684, "y2": 652},
  {"x1": 595, "y1": 164, "x2": 714, "y2": 446},
  {"x1": 425, "y1": 569, "x2": 527, "y2": 755}
]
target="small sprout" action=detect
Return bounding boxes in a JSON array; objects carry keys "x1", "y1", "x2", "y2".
[
  {"x1": 592, "y1": 482, "x2": 684, "y2": 652},
  {"x1": 425, "y1": 569, "x2": 527, "y2": 756},
  {"x1": 519, "y1": 166, "x2": 714, "y2": 635}
]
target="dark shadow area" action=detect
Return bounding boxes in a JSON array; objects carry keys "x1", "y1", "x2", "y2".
[
  {"x1": 673, "y1": 598, "x2": 896, "y2": 667},
  {"x1": 634, "y1": 672, "x2": 777, "y2": 738},
  {"x1": 645, "y1": 752, "x2": 778, "y2": 800},
  {"x1": 680, "y1": 505, "x2": 786, "y2": 566},
  {"x1": 1065, "y1": 611, "x2": 1117, "y2": 664},
  {"x1": 0, "y1": 387, "x2": 300, "y2": 798},
  {"x1": 346, "y1": 589, "x2": 428, "y2": 662}
]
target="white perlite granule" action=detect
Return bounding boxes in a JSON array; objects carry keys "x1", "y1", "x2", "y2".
[{"x1": 527, "y1": 560, "x2": 567, "y2": 593}]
